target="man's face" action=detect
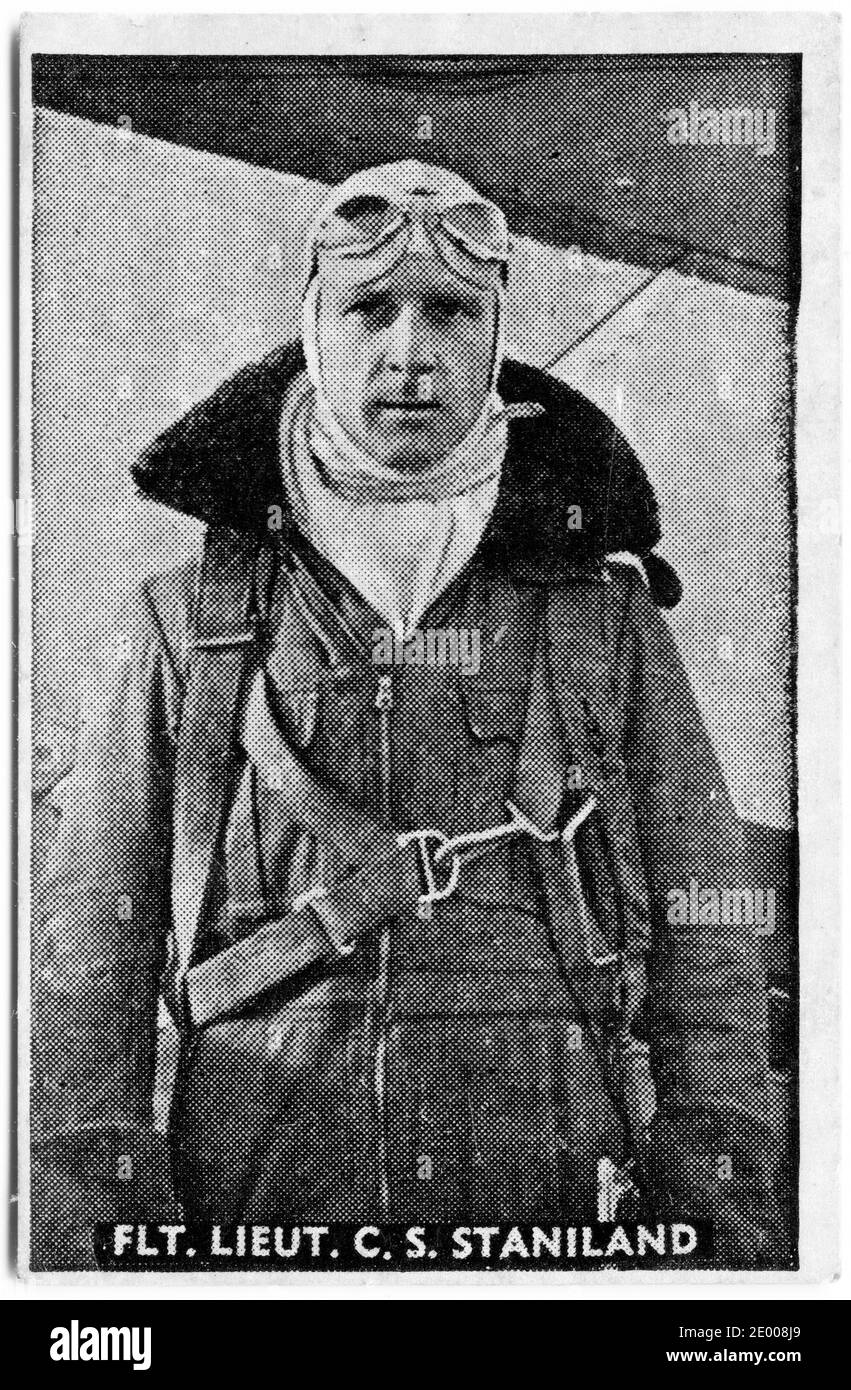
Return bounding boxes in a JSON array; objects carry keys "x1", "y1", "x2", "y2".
[{"x1": 315, "y1": 256, "x2": 499, "y2": 471}]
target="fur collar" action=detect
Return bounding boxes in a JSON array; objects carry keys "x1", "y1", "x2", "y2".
[{"x1": 132, "y1": 344, "x2": 681, "y2": 606}]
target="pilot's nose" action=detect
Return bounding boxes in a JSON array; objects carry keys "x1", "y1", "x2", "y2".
[{"x1": 385, "y1": 303, "x2": 437, "y2": 378}]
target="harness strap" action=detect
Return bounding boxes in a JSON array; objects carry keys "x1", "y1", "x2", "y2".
[
  {"x1": 544, "y1": 574, "x2": 653, "y2": 977},
  {"x1": 171, "y1": 527, "x2": 268, "y2": 982},
  {"x1": 539, "y1": 574, "x2": 657, "y2": 1147}
]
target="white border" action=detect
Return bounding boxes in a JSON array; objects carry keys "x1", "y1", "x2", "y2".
[{"x1": 11, "y1": 6, "x2": 843, "y2": 1299}]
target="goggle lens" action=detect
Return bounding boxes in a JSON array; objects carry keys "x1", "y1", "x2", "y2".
[{"x1": 440, "y1": 201, "x2": 509, "y2": 261}]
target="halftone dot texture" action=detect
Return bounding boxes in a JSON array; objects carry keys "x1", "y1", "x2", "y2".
[{"x1": 29, "y1": 55, "x2": 796, "y2": 1272}]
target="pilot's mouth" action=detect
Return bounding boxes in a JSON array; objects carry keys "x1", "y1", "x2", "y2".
[{"x1": 375, "y1": 399, "x2": 440, "y2": 410}]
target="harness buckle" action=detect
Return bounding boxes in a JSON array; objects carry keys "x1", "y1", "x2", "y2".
[
  {"x1": 397, "y1": 795, "x2": 598, "y2": 921},
  {"x1": 396, "y1": 828, "x2": 461, "y2": 921}
]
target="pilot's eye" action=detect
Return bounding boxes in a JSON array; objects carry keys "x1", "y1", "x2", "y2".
[
  {"x1": 426, "y1": 296, "x2": 481, "y2": 321},
  {"x1": 348, "y1": 295, "x2": 388, "y2": 318}
]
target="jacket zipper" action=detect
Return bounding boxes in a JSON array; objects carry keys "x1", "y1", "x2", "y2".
[{"x1": 373, "y1": 672, "x2": 394, "y2": 1217}]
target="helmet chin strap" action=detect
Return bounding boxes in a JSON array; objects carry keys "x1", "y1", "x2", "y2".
[{"x1": 300, "y1": 271, "x2": 507, "y2": 478}]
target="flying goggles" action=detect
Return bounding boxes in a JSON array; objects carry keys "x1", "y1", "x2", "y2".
[{"x1": 311, "y1": 190, "x2": 510, "y2": 286}]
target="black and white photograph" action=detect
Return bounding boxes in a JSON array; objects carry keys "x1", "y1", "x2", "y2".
[{"x1": 17, "y1": 11, "x2": 840, "y2": 1286}]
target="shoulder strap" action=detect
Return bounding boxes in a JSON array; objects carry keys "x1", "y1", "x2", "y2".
[
  {"x1": 544, "y1": 567, "x2": 646, "y2": 884},
  {"x1": 544, "y1": 570, "x2": 654, "y2": 967},
  {"x1": 541, "y1": 570, "x2": 658, "y2": 1141},
  {"x1": 171, "y1": 526, "x2": 273, "y2": 981},
  {"x1": 532, "y1": 572, "x2": 633, "y2": 980}
]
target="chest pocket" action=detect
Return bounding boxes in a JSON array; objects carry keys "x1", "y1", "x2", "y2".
[
  {"x1": 458, "y1": 680, "x2": 530, "y2": 747},
  {"x1": 448, "y1": 679, "x2": 536, "y2": 908},
  {"x1": 452, "y1": 572, "x2": 545, "y2": 749}
]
